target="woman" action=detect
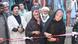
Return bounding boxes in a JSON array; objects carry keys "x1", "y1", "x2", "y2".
[
  {"x1": 25, "y1": 7, "x2": 40, "y2": 44},
  {"x1": 44, "y1": 9, "x2": 66, "y2": 44},
  {"x1": 7, "y1": 4, "x2": 27, "y2": 44}
]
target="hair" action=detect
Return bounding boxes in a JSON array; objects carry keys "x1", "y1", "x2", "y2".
[
  {"x1": 18, "y1": 3, "x2": 25, "y2": 9},
  {"x1": 19, "y1": 2, "x2": 24, "y2": 5},
  {"x1": 11, "y1": 4, "x2": 19, "y2": 11},
  {"x1": 0, "y1": 4, "x2": 4, "y2": 8},
  {"x1": 55, "y1": 9, "x2": 64, "y2": 14}
]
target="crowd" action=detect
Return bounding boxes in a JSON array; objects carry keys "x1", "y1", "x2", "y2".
[{"x1": 0, "y1": 0, "x2": 78, "y2": 44}]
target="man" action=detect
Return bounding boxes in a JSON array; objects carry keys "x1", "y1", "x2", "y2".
[
  {"x1": 19, "y1": 3, "x2": 28, "y2": 16},
  {"x1": 19, "y1": 3, "x2": 32, "y2": 24},
  {"x1": 0, "y1": 4, "x2": 9, "y2": 44},
  {"x1": 18, "y1": 3, "x2": 32, "y2": 24},
  {"x1": 40, "y1": 7, "x2": 50, "y2": 24},
  {"x1": 3, "y1": 2, "x2": 11, "y2": 18},
  {"x1": 7, "y1": 4, "x2": 27, "y2": 44},
  {"x1": 40, "y1": 6, "x2": 50, "y2": 44}
]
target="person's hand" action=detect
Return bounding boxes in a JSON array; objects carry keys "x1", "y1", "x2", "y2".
[
  {"x1": 0, "y1": 38, "x2": 5, "y2": 43},
  {"x1": 32, "y1": 31, "x2": 40, "y2": 35},
  {"x1": 44, "y1": 32, "x2": 52, "y2": 38},
  {"x1": 18, "y1": 28, "x2": 24, "y2": 33},
  {"x1": 47, "y1": 38, "x2": 57, "y2": 42},
  {"x1": 12, "y1": 28, "x2": 18, "y2": 32}
]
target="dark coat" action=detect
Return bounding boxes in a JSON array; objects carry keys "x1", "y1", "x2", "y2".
[
  {"x1": 46, "y1": 18, "x2": 66, "y2": 44},
  {"x1": 25, "y1": 18, "x2": 40, "y2": 44},
  {"x1": 40, "y1": 14, "x2": 53, "y2": 44},
  {"x1": 39, "y1": 13, "x2": 54, "y2": 44}
]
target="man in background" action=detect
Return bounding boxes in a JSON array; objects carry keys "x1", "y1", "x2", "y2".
[{"x1": 0, "y1": 3, "x2": 9, "y2": 44}]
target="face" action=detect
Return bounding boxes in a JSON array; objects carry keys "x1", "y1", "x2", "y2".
[
  {"x1": 19, "y1": 4, "x2": 24, "y2": 10},
  {"x1": 42, "y1": 9, "x2": 48, "y2": 14},
  {"x1": 0, "y1": 6, "x2": 4, "y2": 13},
  {"x1": 33, "y1": 10, "x2": 40, "y2": 21},
  {"x1": 13, "y1": 6, "x2": 19, "y2": 15},
  {"x1": 4, "y1": 5, "x2": 9, "y2": 12},
  {"x1": 54, "y1": 10, "x2": 63, "y2": 21}
]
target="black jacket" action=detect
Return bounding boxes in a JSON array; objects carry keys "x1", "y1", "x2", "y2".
[
  {"x1": 46, "y1": 19, "x2": 66, "y2": 44},
  {"x1": 25, "y1": 17, "x2": 40, "y2": 44}
]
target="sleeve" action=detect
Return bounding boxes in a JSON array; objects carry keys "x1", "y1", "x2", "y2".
[
  {"x1": 23, "y1": 11, "x2": 32, "y2": 23},
  {"x1": 21, "y1": 16, "x2": 27, "y2": 29},
  {"x1": 7, "y1": 17, "x2": 14, "y2": 32},
  {"x1": 7, "y1": 17, "x2": 18, "y2": 32},
  {"x1": 61, "y1": 23, "x2": 66, "y2": 34},
  {"x1": 25, "y1": 23, "x2": 33, "y2": 37},
  {"x1": 57, "y1": 23, "x2": 66, "y2": 44}
]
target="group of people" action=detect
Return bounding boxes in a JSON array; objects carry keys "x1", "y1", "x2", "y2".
[{"x1": 0, "y1": 1, "x2": 66, "y2": 44}]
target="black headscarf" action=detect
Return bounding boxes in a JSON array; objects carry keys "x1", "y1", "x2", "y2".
[
  {"x1": 47, "y1": 9, "x2": 65, "y2": 35},
  {"x1": 25, "y1": 7, "x2": 40, "y2": 37},
  {"x1": 52, "y1": 9, "x2": 64, "y2": 22}
]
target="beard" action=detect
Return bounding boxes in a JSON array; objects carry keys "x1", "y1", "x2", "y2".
[{"x1": 42, "y1": 14, "x2": 49, "y2": 17}]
